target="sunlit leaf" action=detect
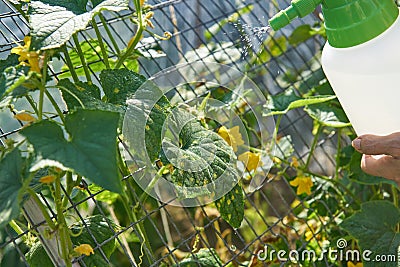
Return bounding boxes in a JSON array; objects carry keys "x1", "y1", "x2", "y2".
[
  {"x1": 123, "y1": 80, "x2": 170, "y2": 163},
  {"x1": 216, "y1": 183, "x2": 244, "y2": 228},
  {"x1": 175, "y1": 248, "x2": 223, "y2": 267},
  {"x1": 288, "y1": 24, "x2": 325, "y2": 47},
  {"x1": 160, "y1": 108, "x2": 239, "y2": 199},
  {"x1": 265, "y1": 88, "x2": 336, "y2": 116},
  {"x1": 100, "y1": 69, "x2": 146, "y2": 105},
  {"x1": 29, "y1": 0, "x2": 129, "y2": 50},
  {"x1": 274, "y1": 135, "x2": 294, "y2": 159},
  {"x1": 58, "y1": 79, "x2": 122, "y2": 115},
  {"x1": 88, "y1": 184, "x2": 119, "y2": 204},
  {"x1": 304, "y1": 103, "x2": 351, "y2": 128},
  {"x1": 269, "y1": 36, "x2": 287, "y2": 57}
]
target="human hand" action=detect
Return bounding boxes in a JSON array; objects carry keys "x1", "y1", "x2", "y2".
[{"x1": 352, "y1": 133, "x2": 400, "y2": 185}]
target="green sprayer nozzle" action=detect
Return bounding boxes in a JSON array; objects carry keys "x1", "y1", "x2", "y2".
[
  {"x1": 268, "y1": 0, "x2": 399, "y2": 48},
  {"x1": 269, "y1": 0, "x2": 321, "y2": 31}
]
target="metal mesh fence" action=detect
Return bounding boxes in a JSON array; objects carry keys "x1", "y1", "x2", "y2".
[{"x1": 0, "y1": 0, "x2": 349, "y2": 266}]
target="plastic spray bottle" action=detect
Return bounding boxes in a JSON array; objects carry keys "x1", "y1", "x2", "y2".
[{"x1": 269, "y1": 0, "x2": 400, "y2": 136}]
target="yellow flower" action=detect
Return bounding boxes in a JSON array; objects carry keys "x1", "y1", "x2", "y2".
[
  {"x1": 290, "y1": 176, "x2": 313, "y2": 195},
  {"x1": 290, "y1": 157, "x2": 300, "y2": 168},
  {"x1": 140, "y1": 0, "x2": 146, "y2": 6},
  {"x1": 14, "y1": 112, "x2": 36, "y2": 123},
  {"x1": 11, "y1": 36, "x2": 41, "y2": 73},
  {"x1": 39, "y1": 175, "x2": 56, "y2": 184},
  {"x1": 305, "y1": 229, "x2": 314, "y2": 241},
  {"x1": 238, "y1": 151, "x2": 260, "y2": 171},
  {"x1": 347, "y1": 262, "x2": 363, "y2": 267},
  {"x1": 74, "y1": 244, "x2": 94, "y2": 256},
  {"x1": 272, "y1": 156, "x2": 282, "y2": 164},
  {"x1": 218, "y1": 126, "x2": 244, "y2": 152}
]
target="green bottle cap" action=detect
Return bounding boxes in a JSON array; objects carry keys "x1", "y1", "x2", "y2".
[{"x1": 269, "y1": 0, "x2": 399, "y2": 48}]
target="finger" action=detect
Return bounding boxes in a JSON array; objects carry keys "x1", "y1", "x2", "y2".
[
  {"x1": 352, "y1": 133, "x2": 400, "y2": 158},
  {"x1": 361, "y1": 154, "x2": 400, "y2": 184}
]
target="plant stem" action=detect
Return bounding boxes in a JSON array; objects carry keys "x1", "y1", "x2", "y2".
[
  {"x1": 115, "y1": 0, "x2": 144, "y2": 69},
  {"x1": 98, "y1": 14, "x2": 121, "y2": 55},
  {"x1": 138, "y1": 166, "x2": 167, "y2": 203},
  {"x1": 270, "y1": 114, "x2": 283, "y2": 153},
  {"x1": 92, "y1": 18, "x2": 110, "y2": 69},
  {"x1": 26, "y1": 188, "x2": 56, "y2": 229},
  {"x1": 9, "y1": 220, "x2": 24, "y2": 236},
  {"x1": 54, "y1": 176, "x2": 73, "y2": 267},
  {"x1": 117, "y1": 149, "x2": 155, "y2": 264},
  {"x1": 61, "y1": 172, "x2": 73, "y2": 208},
  {"x1": 305, "y1": 123, "x2": 322, "y2": 169},
  {"x1": 72, "y1": 34, "x2": 92, "y2": 83},
  {"x1": 38, "y1": 55, "x2": 49, "y2": 121},
  {"x1": 335, "y1": 129, "x2": 341, "y2": 180},
  {"x1": 159, "y1": 203, "x2": 173, "y2": 248},
  {"x1": 121, "y1": 193, "x2": 155, "y2": 264},
  {"x1": 38, "y1": 85, "x2": 45, "y2": 121},
  {"x1": 44, "y1": 89, "x2": 65, "y2": 124},
  {"x1": 392, "y1": 185, "x2": 399, "y2": 208},
  {"x1": 62, "y1": 46, "x2": 79, "y2": 83},
  {"x1": 13, "y1": 4, "x2": 29, "y2": 21}
]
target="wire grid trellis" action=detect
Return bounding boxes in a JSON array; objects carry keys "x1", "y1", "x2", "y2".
[{"x1": 0, "y1": 0, "x2": 350, "y2": 266}]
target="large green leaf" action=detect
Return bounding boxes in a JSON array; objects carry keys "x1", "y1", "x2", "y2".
[
  {"x1": 88, "y1": 184, "x2": 119, "y2": 204},
  {"x1": 58, "y1": 79, "x2": 122, "y2": 114},
  {"x1": 341, "y1": 201, "x2": 400, "y2": 267},
  {"x1": 26, "y1": 215, "x2": 117, "y2": 266},
  {"x1": 20, "y1": 109, "x2": 122, "y2": 193},
  {"x1": 100, "y1": 69, "x2": 146, "y2": 105},
  {"x1": 174, "y1": 248, "x2": 223, "y2": 267},
  {"x1": 269, "y1": 36, "x2": 287, "y2": 57},
  {"x1": 304, "y1": 103, "x2": 351, "y2": 128},
  {"x1": 256, "y1": 36, "x2": 287, "y2": 64},
  {"x1": 123, "y1": 81, "x2": 170, "y2": 163},
  {"x1": 36, "y1": 0, "x2": 89, "y2": 13},
  {"x1": 274, "y1": 135, "x2": 294, "y2": 159},
  {"x1": 265, "y1": 88, "x2": 301, "y2": 113},
  {"x1": 29, "y1": 0, "x2": 129, "y2": 50},
  {"x1": 264, "y1": 88, "x2": 336, "y2": 116},
  {"x1": 0, "y1": 149, "x2": 23, "y2": 229},
  {"x1": 288, "y1": 24, "x2": 325, "y2": 47},
  {"x1": 160, "y1": 109, "x2": 239, "y2": 198},
  {"x1": 216, "y1": 183, "x2": 244, "y2": 229}
]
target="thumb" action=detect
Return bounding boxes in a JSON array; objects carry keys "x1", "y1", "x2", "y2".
[
  {"x1": 361, "y1": 154, "x2": 400, "y2": 185},
  {"x1": 352, "y1": 133, "x2": 400, "y2": 158}
]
